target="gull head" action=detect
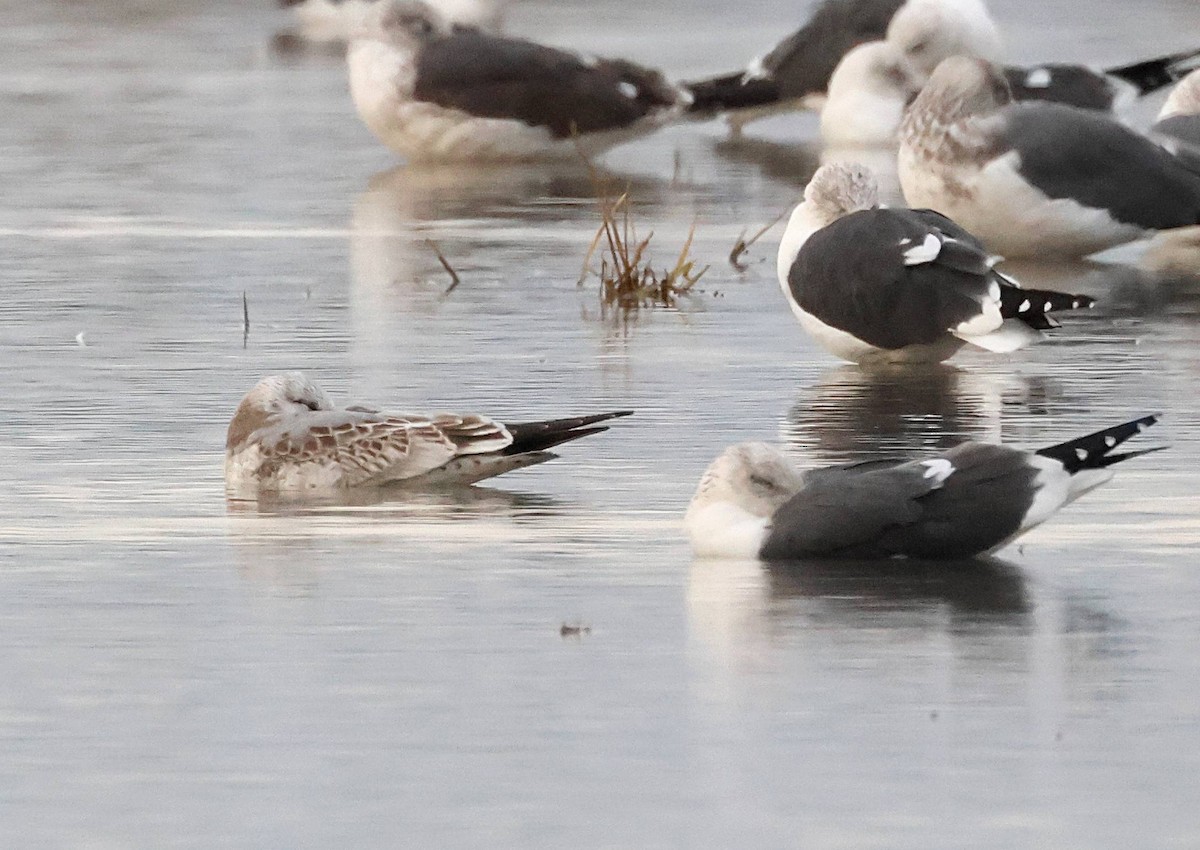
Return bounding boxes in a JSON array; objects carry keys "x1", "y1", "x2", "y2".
[
  {"x1": 803, "y1": 162, "x2": 880, "y2": 227},
  {"x1": 1160, "y1": 69, "x2": 1200, "y2": 120},
  {"x1": 686, "y1": 443, "x2": 805, "y2": 557},
  {"x1": 887, "y1": 0, "x2": 1004, "y2": 77},
  {"x1": 354, "y1": 0, "x2": 450, "y2": 46},
  {"x1": 227, "y1": 373, "x2": 334, "y2": 451},
  {"x1": 907, "y1": 56, "x2": 1011, "y2": 124},
  {"x1": 827, "y1": 41, "x2": 925, "y2": 105}
]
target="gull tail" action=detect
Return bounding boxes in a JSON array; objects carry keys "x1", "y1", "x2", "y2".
[
  {"x1": 998, "y1": 281, "x2": 1095, "y2": 331},
  {"x1": 1105, "y1": 47, "x2": 1200, "y2": 95},
  {"x1": 504, "y1": 411, "x2": 633, "y2": 455},
  {"x1": 1036, "y1": 414, "x2": 1164, "y2": 473},
  {"x1": 682, "y1": 72, "x2": 782, "y2": 115}
]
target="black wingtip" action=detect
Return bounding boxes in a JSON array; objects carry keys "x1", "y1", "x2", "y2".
[
  {"x1": 682, "y1": 73, "x2": 782, "y2": 114},
  {"x1": 999, "y1": 285, "x2": 1096, "y2": 330},
  {"x1": 1037, "y1": 414, "x2": 1162, "y2": 473},
  {"x1": 1105, "y1": 47, "x2": 1200, "y2": 94},
  {"x1": 504, "y1": 411, "x2": 634, "y2": 455}
]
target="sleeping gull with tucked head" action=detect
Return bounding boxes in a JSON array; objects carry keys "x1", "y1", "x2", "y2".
[
  {"x1": 347, "y1": 0, "x2": 686, "y2": 162},
  {"x1": 819, "y1": 41, "x2": 925, "y2": 147},
  {"x1": 898, "y1": 57, "x2": 1200, "y2": 258},
  {"x1": 777, "y1": 162, "x2": 1094, "y2": 364},
  {"x1": 686, "y1": 415, "x2": 1161, "y2": 561},
  {"x1": 684, "y1": 0, "x2": 1002, "y2": 131},
  {"x1": 886, "y1": 0, "x2": 1200, "y2": 112},
  {"x1": 225, "y1": 373, "x2": 632, "y2": 498}
]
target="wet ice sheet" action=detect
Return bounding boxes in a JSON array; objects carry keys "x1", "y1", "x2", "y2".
[{"x1": 2, "y1": 0, "x2": 1200, "y2": 846}]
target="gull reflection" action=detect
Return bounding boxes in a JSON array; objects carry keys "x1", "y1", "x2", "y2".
[
  {"x1": 783, "y1": 364, "x2": 1032, "y2": 464},
  {"x1": 711, "y1": 136, "x2": 821, "y2": 187},
  {"x1": 687, "y1": 554, "x2": 1031, "y2": 673}
]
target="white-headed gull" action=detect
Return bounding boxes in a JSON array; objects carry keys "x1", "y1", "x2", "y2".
[
  {"x1": 777, "y1": 162, "x2": 1094, "y2": 364},
  {"x1": 225, "y1": 373, "x2": 632, "y2": 497},
  {"x1": 347, "y1": 0, "x2": 686, "y2": 162},
  {"x1": 819, "y1": 41, "x2": 925, "y2": 147},
  {"x1": 898, "y1": 57, "x2": 1200, "y2": 257},
  {"x1": 686, "y1": 415, "x2": 1161, "y2": 560},
  {"x1": 887, "y1": 0, "x2": 1200, "y2": 112}
]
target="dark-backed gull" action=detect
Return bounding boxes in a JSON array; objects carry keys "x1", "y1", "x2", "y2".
[
  {"x1": 898, "y1": 57, "x2": 1200, "y2": 257},
  {"x1": 777, "y1": 162, "x2": 1094, "y2": 363},
  {"x1": 348, "y1": 0, "x2": 685, "y2": 162},
  {"x1": 685, "y1": 415, "x2": 1161, "y2": 560}
]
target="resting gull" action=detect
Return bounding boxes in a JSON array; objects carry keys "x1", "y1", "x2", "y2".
[
  {"x1": 887, "y1": 0, "x2": 1200, "y2": 112},
  {"x1": 348, "y1": 0, "x2": 685, "y2": 162},
  {"x1": 683, "y1": 0, "x2": 910, "y2": 129},
  {"x1": 898, "y1": 57, "x2": 1200, "y2": 258},
  {"x1": 819, "y1": 41, "x2": 925, "y2": 147},
  {"x1": 1153, "y1": 69, "x2": 1200, "y2": 174},
  {"x1": 777, "y1": 162, "x2": 1094, "y2": 364},
  {"x1": 280, "y1": 0, "x2": 508, "y2": 44},
  {"x1": 225, "y1": 373, "x2": 632, "y2": 497},
  {"x1": 685, "y1": 414, "x2": 1162, "y2": 560}
]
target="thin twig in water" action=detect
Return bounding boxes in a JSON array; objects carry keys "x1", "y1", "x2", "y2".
[
  {"x1": 729, "y1": 207, "x2": 790, "y2": 271},
  {"x1": 425, "y1": 238, "x2": 461, "y2": 295},
  {"x1": 242, "y1": 291, "x2": 249, "y2": 348}
]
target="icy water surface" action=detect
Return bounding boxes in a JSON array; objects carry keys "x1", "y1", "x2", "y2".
[{"x1": 3, "y1": 0, "x2": 1200, "y2": 846}]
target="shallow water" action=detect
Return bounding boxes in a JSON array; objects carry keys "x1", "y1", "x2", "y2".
[{"x1": 3, "y1": 0, "x2": 1200, "y2": 846}]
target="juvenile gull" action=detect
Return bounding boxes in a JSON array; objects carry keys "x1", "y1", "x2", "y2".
[
  {"x1": 898, "y1": 57, "x2": 1200, "y2": 258},
  {"x1": 1153, "y1": 69, "x2": 1200, "y2": 174},
  {"x1": 686, "y1": 415, "x2": 1161, "y2": 560},
  {"x1": 777, "y1": 162, "x2": 1094, "y2": 364},
  {"x1": 225, "y1": 373, "x2": 632, "y2": 497},
  {"x1": 348, "y1": 0, "x2": 685, "y2": 162}
]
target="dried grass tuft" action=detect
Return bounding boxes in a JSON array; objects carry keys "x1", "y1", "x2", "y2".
[{"x1": 579, "y1": 179, "x2": 708, "y2": 324}]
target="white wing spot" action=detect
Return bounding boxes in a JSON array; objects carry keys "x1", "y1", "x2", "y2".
[
  {"x1": 903, "y1": 233, "x2": 942, "y2": 266},
  {"x1": 1043, "y1": 301, "x2": 1052, "y2": 312},
  {"x1": 1075, "y1": 448, "x2": 1088, "y2": 461},
  {"x1": 1025, "y1": 68, "x2": 1052, "y2": 88},
  {"x1": 742, "y1": 56, "x2": 768, "y2": 82},
  {"x1": 1018, "y1": 299, "x2": 1031, "y2": 312},
  {"x1": 921, "y1": 459, "x2": 955, "y2": 486},
  {"x1": 618, "y1": 81, "x2": 639, "y2": 99},
  {"x1": 1104, "y1": 435, "x2": 1117, "y2": 447}
]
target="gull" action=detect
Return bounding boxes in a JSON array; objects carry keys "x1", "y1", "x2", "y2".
[
  {"x1": 685, "y1": 415, "x2": 1162, "y2": 560},
  {"x1": 683, "y1": 0, "x2": 1001, "y2": 130},
  {"x1": 225, "y1": 373, "x2": 632, "y2": 497},
  {"x1": 819, "y1": 41, "x2": 925, "y2": 147},
  {"x1": 1153, "y1": 69, "x2": 1200, "y2": 174},
  {"x1": 685, "y1": 0, "x2": 1200, "y2": 133},
  {"x1": 887, "y1": 0, "x2": 1200, "y2": 112},
  {"x1": 683, "y1": 0, "x2": 918, "y2": 130},
  {"x1": 347, "y1": 0, "x2": 686, "y2": 162},
  {"x1": 898, "y1": 57, "x2": 1200, "y2": 258},
  {"x1": 777, "y1": 162, "x2": 1094, "y2": 364}
]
